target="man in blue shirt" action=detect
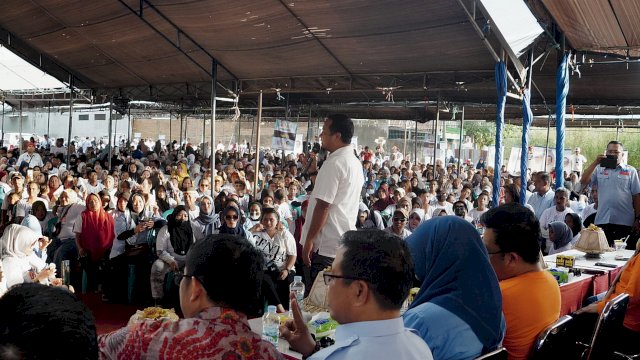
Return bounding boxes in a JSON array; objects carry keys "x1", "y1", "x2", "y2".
[
  {"x1": 580, "y1": 141, "x2": 640, "y2": 247},
  {"x1": 281, "y1": 230, "x2": 432, "y2": 360},
  {"x1": 527, "y1": 172, "x2": 555, "y2": 219}
]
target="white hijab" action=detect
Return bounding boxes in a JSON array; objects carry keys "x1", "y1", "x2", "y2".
[{"x1": 1, "y1": 224, "x2": 40, "y2": 260}]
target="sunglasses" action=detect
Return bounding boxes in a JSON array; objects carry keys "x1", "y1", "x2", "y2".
[
  {"x1": 225, "y1": 215, "x2": 239, "y2": 220},
  {"x1": 392, "y1": 217, "x2": 407, "y2": 222}
]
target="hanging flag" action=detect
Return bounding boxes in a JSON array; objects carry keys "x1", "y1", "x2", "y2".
[{"x1": 271, "y1": 119, "x2": 298, "y2": 151}]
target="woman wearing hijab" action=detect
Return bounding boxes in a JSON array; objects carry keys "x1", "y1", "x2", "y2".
[
  {"x1": 372, "y1": 183, "x2": 395, "y2": 212},
  {"x1": 216, "y1": 206, "x2": 251, "y2": 241},
  {"x1": 403, "y1": 217, "x2": 505, "y2": 360},
  {"x1": 1, "y1": 225, "x2": 55, "y2": 295},
  {"x1": 192, "y1": 195, "x2": 218, "y2": 241},
  {"x1": 150, "y1": 205, "x2": 194, "y2": 302},
  {"x1": 74, "y1": 193, "x2": 115, "y2": 292},
  {"x1": 114, "y1": 192, "x2": 166, "y2": 303},
  {"x1": 547, "y1": 221, "x2": 574, "y2": 255},
  {"x1": 564, "y1": 213, "x2": 583, "y2": 245},
  {"x1": 407, "y1": 209, "x2": 425, "y2": 232}
]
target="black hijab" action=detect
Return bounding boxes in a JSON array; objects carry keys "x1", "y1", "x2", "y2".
[{"x1": 167, "y1": 205, "x2": 193, "y2": 255}]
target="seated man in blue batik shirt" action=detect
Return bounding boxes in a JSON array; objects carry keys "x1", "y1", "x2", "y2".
[{"x1": 281, "y1": 229, "x2": 432, "y2": 360}]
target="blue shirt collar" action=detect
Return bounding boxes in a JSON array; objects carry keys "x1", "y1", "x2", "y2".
[{"x1": 335, "y1": 317, "x2": 405, "y2": 340}]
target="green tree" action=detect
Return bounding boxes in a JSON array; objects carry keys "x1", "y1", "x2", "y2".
[{"x1": 465, "y1": 123, "x2": 496, "y2": 148}]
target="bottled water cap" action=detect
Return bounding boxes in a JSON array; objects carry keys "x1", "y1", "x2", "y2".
[
  {"x1": 294, "y1": 276, "x2": 302, "y2": 282},
  {"x1": 267, "y1": 305, "x2": 277, "y2": 313}
]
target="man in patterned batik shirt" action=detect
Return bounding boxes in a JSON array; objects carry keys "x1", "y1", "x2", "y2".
[{"x1": 99, "y1": 235, "x2": 283, "y2": 360}]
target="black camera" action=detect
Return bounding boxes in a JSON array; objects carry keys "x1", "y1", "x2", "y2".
[{"x1": 600, "y1": 155, "x2": 617, "y2": 169}]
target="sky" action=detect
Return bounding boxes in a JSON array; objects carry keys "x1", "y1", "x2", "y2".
[{"x1": 0, "y1": 45, "x2": 66, "y2": 90}]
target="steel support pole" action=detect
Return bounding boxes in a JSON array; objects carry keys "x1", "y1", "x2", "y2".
[
  {"x1": 210, "y1": 59, "x2": 218, "y2": 198},
  {"x1": 1, "y1": 100, "x2": 4, "y2": 147},
  {"x1": 127, "y1": 107, "x2": 131, "y2": 146},
  {"x1": 18, "y1": 98, "x2": 23, "y2": 155},
  {"x1": 168, "y1": 110, "x2": 172, "y2": 145},
  {"x1": 403, "y1": 120, "x2": 408, "y2": 160},
  {"x1": 179, "y1": 112, "x2": 183, "y2": 149},
  {"x1": 457, "y1": 106, "x2": 464, "y2": 172},
  {"x1": 108, "y1": 99, "x2": 113, "y2": 170},
  {"x1": 433, "y1": 100, "x2": 439, "y2": 177},
  {"x1": 202, "y1": 113, "x2": 205, "y2": 148},
  {"x1": 307, "y1": 105, "x2": 312, "y2": 154},
  {"x1": 544, "y1": 113, "x2": 551, "y2": 172},
  {"x1": 414, "y1": 119, "x2": 418, "y2": 164},
  {"x1": 184, "y1": 114, "x2": 188, "y2": 147},
  {"x1": 254, "y1": 91, "x2": 263, "y2": 199},
  {"x1": 66, "y1": 75, "x2": 74, "y2": 167},
  {"x1": 47, "y1": 101, "x2": 51, "y2": 139}
]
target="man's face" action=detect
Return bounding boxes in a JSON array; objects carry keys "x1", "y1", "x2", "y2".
[
  {"x1": 319, "y1": 119, "x2": 337, "y2": 151},
  {"x1": 327, "y1": 247, "x2": 351, "y2": 324},
  {"x1": 392, "y1": 212, "x2": 407, "y2": 232},
  {"x1": 482, "y1": 228, "x2": 508, "y2": 281},
  {"x1": 606, "y1": 143, "x2": 623, "y2": 165},
  {"x1": 555, "y1": 191, "x2": 568, "y2": 210},
  {"x1": 27, "y1": 145, "x2": 35, "y2": 154},
  {"x1": 533, "y1": 176, "x2": 547, "y2": 194}
]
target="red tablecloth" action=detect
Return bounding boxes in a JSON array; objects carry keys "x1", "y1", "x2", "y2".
[
  {"x1": 559, "y1": 268, "x2": 625, "y2": 316},
  {"x1": 559, "y1": 276, "x2": 594, "y2": 316}
]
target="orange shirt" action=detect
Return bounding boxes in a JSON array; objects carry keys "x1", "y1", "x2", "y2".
[
  {"x1": 500, "y1": 270, "x2": 561, "y2": 360},
  {"x1": 597, "y1": 255, "x2": 640, "y2": 331}
]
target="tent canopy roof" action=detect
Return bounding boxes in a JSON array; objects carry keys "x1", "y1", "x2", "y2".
[{"x1": 1, "y1": 0, "x2": 638, "y2": 120}]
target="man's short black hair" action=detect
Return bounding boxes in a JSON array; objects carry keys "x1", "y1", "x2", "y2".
[
  {"x1": 0, "y1": 283, "x2": 98, "y2": 359},
  {"x1": 608, "y1": 140, "x2": 623, "y2": 149},
  {"x1": 339, "y1": 230, "x2": 414, "y2": 311},
  {"x1": 185, "y1": 234, "x2": 264, "y2": 316},
  {"x1": 481, "y1": 203, "x2": 541, "y2": 264},
  {"x1": 536, "y1": 172, "x2": 551, "y2": 185},
  {"x1": 326, "y1": 114, "x2": 354, "y2": 145}
]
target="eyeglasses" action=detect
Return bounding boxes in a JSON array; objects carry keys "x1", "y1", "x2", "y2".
[
  {"x1": 174, "y1": 272, "x2": 192, "y2": 286},
  {"x1": 225, "y1": 215, "x2": 239, "y2": 220},
  {"x1": 486, "y1": 250, "x2": 504, "y2": 255},
  {"x1": 174, "y1": 272, "x2": 207, "y2": 286},
  {"x1": 392, "y1": 217, "x2": 407, "y2": 222},
  {"x1": 323, "y1": 272, "x2": 369, "y2": 285}
]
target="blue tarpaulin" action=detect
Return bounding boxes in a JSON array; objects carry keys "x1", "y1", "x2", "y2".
[
  {"x1": 493, "y1": 61, "x2": 507, "y2": 207},
  {"x1": 555, "y1": 53, "x2": 570, "y2": 189},
  {"x1": 520, "y1": 89, "x2": 534, "y2": 205}
]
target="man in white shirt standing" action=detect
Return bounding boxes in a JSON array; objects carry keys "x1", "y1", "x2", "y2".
[
  {"x1": 301, "y1": 114, "x2": 364, "y2": 285},
  {"x1": 16, "y1": 142, "x2": 43, "y2": 169},
  {"x1": 569, "y1": 147, "x2": 587, "y2": 176}
]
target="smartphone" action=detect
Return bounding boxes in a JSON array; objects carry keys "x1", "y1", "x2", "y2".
[
  {"x1": 600, "y1": 155, "x2": 617, "y2": 169},
  {"x1": 27, "y1": 169, "x2": 33, "y2": 178}
]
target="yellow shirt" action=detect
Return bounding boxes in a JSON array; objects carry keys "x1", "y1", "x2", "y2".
[{"x1": 500, "y1": 270, "x2": 561, "y2": 360}]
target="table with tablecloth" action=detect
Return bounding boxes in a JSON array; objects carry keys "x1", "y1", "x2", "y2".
[{"x1": 544, "y1": 249, "x2": 634, "y2": 316}]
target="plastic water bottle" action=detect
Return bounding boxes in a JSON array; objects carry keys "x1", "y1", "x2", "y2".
[
  {"x1": 262, "y1": 305, "x2": 279, "y2": 346},
  {"x1": 289, "y1": 275, "x2": 305, "y2": 313}
]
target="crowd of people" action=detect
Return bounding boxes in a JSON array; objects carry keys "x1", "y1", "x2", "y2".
[{"x1": 0, "y1": 113, "x2": 639, "y2": 359}]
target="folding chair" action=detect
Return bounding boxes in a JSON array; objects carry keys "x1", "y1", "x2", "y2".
[
  {"x1": 583, "y1": 293, "x2": 630, "y2": 360},
  {"x1": 474, "y1": 347, "x2": 507, "y2": 360},
  {"x1": 531, "y1": 315, "x2": 577, "y2": 359}
]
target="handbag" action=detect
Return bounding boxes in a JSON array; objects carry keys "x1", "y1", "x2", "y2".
[
  {"x1": 303, "y1": 270, "x2": 329, "y2": 311},
  {"x1": 124, "y1": 243, "x2": 150, "y2": 257}
]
